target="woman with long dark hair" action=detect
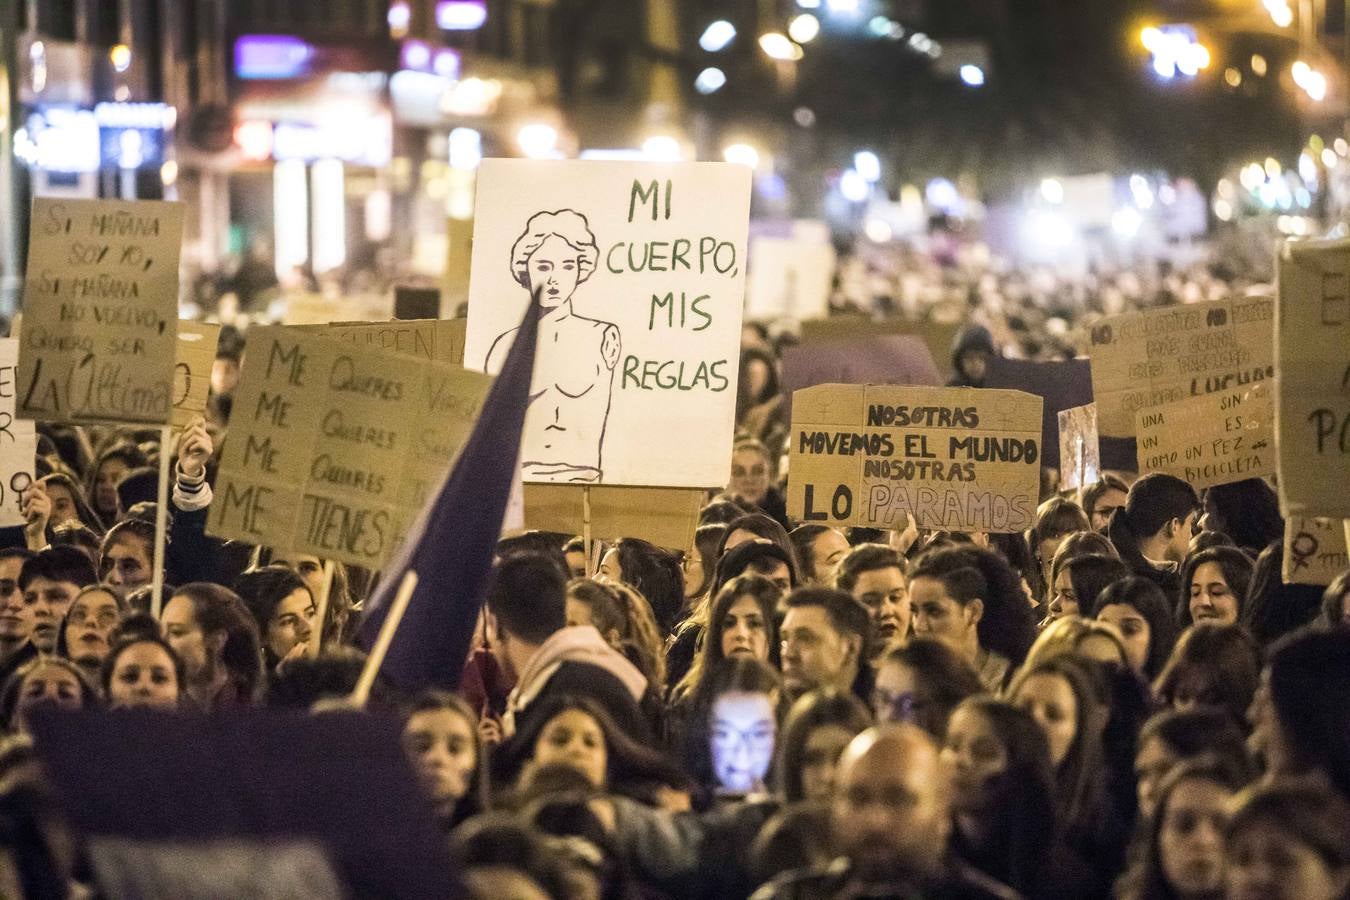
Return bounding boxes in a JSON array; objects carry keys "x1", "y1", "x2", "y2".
[
  {"x1": 941, "y1": 697, "x2": 1097, "y2": 898},
  {"x1": 1176, "y1": 547, "x2": 1253, "y2": 629},
  {"x1": 402, "y1": 690, "x2": 487, "y2": 831}
]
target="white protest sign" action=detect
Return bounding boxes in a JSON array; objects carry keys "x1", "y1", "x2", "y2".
[
  {"x1": 745, "y1": 235, "x2": 835, "y2": 321},
  {"x1": 1282, "y1": 517, "x2": 1350, "y2": 586},
  {"x1": 464, "y1": 159, "x2": 751, "y2": 487},
  {"x1": 0, "y1": 341, "x2": 35, "y2": 527}
]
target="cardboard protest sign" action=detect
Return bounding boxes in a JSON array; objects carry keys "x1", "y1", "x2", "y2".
[
  {"x1": 1088, "y1": 296, "x2": 1274, "y2": 438},
  {"x1": 442, "y1": 216, "x2": 474, "y2": 317},
  {"x1": 29, "y1": 708, "x2": 456, "y2": 899},
  {"x1": 781, "y1": 335, "x2": 942, "y2": 418},
  {"x1": 745, "y1": 235, "x2": 836, "y2": 321},
  {"x1": 1058, "y1": 404, "x2": 1100, "y2": 491},
  {"x1": 1282, "y1": 517, "x2": 1350, "y2": 585},
  {"x1": 1135, "y1": 380, "x2": 1273, "y2": 489},
  {"x1": 1276, "y1": 240, "x2": 1350, "y2": 518},
  {"x1": 984, "y1": 356, "x2": 1092, "y2": 471},
  {"x1": 209, "y1": 327, "x2": 491, "y2": 568},
  {"x1": 464, "y1": 159, "x2": 751, "y2": 488},
  {"x1": 171, "y1": 322, "x2": 221, "y2": 428},
  {"x1": 788, "y1": 384, "x2": 1043, "y2": 532},
  {"x1": 18, "y1": 198, "x2": 184, "y2": 424},
  {"x1": 800, "y1": 317, "x2": 960, "y2": 381},
  {"x1": 0, "y1": 340, "x2": 36, "y2": 528},
  {"x1": 294, "y1": 319, "x2": 466, "y2": 365},
  {"x1": 524, "y1": 483, "x2": 704, "y2": 551},
  {"x1": 282, "y1": 292, "x2": 392, "y2": 325}
]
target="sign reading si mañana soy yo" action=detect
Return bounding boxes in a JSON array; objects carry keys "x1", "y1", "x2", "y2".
[
  {"x1": 1088, "y1": 296, "x2": 1273, "y2": 439},
  {"x1": 18, "y1": 198, "x2": 183, "y2": 425},
  {"x1": 788, "y1": 384, "x2": 1043, "y2": 533},
  {"x1": 464, "y1": 159, "x2": 751, "y2": 488}
]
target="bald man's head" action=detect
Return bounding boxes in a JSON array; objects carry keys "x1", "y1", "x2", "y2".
[{"x1": 832, "y1": 725, "x2": 952, "y2": 883}]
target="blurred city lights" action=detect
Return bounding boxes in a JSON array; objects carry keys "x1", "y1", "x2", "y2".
[
  {"x1": 517, "y1": 122, "x2": 559, "y2": 158},
  {"x1": 854, "y1": 150, "x2": 881, "y2": 182},
  {"x1": 699, "y1": 20, "x2": 736, "y2": 52},
  {"x1": 826, "y1": 0, "x2": 860, "y2": 15},
  {"x1": 759, "y1": 32, "x2": 803, "y2": 61},
  {"x1": 1300, "y1": 151, "x2": 1318, "y2": 182},
  {"x1": 448, "y1": 127, "x2": 482, "y2": 169},
  {"x1": 160, "y1": 159, "x2": 178, "y2": 187},
  {"x1": 863, "y1": 216, "x2": 893, "y2": 242},
  {"x1": 1111, "y1": 207, "x2": 1143, "y2": 239},
  {"x1": 1323, "y1": 147, "x2": 1340, "y2": 168},
  {"x1": 1213, "y1": 197, "x2": 1234, "y2": 221},
  {"x1": 110, "y1": 43, "x2": 132, "y2": 72},
  {"x1": 436, "y1": 1, "x2": 488, "y2": 30},
  {"x1": 839, "y1": 169, "x2": 870, "y2": 202},
  {"x1": 1264, "y1": 0, "x2": 1294, "y2": 28},
  {"x1": 867, "y1": 17, "x2": 892, "y2": 37},
  {"x1": 234, "y1": 119, "x2": 273, "y2": 161},
  {"x1": 1039, "y1": 177, "x2": 1064, "y2": 204},
  {"x1": 1142, "y1": 25, "x2": 1209, "y2": 80},
  {"x1": 641, "y1": 134, "x2": 683, "y2": 161},
  {"x1": 1250, "y1": 54, "x2": 1268, "y2": 76},
  {"x1": 796, "y1": 0, "x2": 820, "y2": 8},
  {"x1": 925, "y1": 178, "x2": 960, "y2": 213},
  {"x1": 789, "y1": 14, "x2": 820, "y2": 44},
  {"x1": 387, "y1": 1, "x2": 411, "y2": 36},
  {"x1": 1024, "y1": 210, "x2": 1076, "y2": 252},
  {"x1": 1292, "y1": 61, "x2": 1327, "y2": 101},
  {"x1": 793, "y1": 106, "x2": 817, "y2": 127},
  {"x1": 1265, "y1": 157, "x2": 1282, "y2": 177},
  {"x1": 722, "y1": 143, "x2": 760, "y2": 169},
  {"x1": 959, "y1": 64, "x2": 986, "y2": 87},
  {"x1": 1336, "y1": 138, "x2": 1349, "y2": 156},
  {"x1": 1224, "y1": 67, "x2": 1242, "y2": 87},
  {"x1": 694, "y1": 67, "x2": 727, "y2": 94},
  {"x1": 1239, "y1": 163, "x2": 1264, "y2": 191},
  {"x1": 1130, "y1": 174, "x2": 1155, "y2": 209}
]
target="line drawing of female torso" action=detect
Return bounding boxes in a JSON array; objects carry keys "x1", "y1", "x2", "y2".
[{"x1": 486, "y1": 209, "x2": 620, "y2": 483}]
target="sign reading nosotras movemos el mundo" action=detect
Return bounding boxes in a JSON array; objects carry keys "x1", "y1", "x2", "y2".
[
  {"x1": 1088, "y1": 295, "x2": 1274, "y2": 439},
  {"x1": 18, "y1": 198, "x2": 184, "y2": 425},
  {"x1": 208, "y1": 327, "x2": 492, "y2": 569},
  {"x1": 1276, "y1": 240, "x2": 1350, "y2": 519},
  {"x1": 1282, "y1": 517, "x2": 1350, "y2": 586},
  {"x1": 0, "y1": 340, "x2": 36, "y2": 528},
  {"x1": 788, "y1": 384, "x2": 1043, "y2": 533},
  {"x1": 464, "y1": 159, "x2": 751, "y2": 489},
  {"x1": 1135, "y1": 380, "x2": 1274, "y2": 490}
]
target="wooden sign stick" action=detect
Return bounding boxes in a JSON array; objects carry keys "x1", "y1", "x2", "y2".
[
  {"x1": 308, "y1": 559, "x2": 337, "y2": 659},
  {"x1": 151, "y1": 426, "x2": 173, "y2": 619},
  {"x1": 582, "y1": 486, "x2": 594, "y2": 576},
  {"x1": 351, "y1": 570, "x2": 419, "y2": 708}
]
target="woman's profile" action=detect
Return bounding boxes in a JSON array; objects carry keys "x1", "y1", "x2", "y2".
[{"x1": 487, "y1": 209, "x2": 620, "y2": 483}]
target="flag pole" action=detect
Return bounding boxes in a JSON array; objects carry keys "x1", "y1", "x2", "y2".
[
  {"x1": 308, "y1": 559, "x2": 337, "y2": 659},
  {"x1": 151, "y1": 426, "x2": 173, "y2": 618},
  {"x1": 351, "y1": 570, "x2": 419, "y2": 707}
]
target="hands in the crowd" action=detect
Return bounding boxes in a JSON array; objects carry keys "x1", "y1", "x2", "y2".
[
  {"x1": 178, "y1": 416, "x2": 213, "y2": 480},
  {"x1": 20, "y1": 482, "x2": 50, "y2": 550}
]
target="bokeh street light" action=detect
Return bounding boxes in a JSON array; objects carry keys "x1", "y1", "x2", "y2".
[
  {"x1": 694, "y1": 67, "x2": 727, "y2": 95},
  {"x1": 959, "y1": 64, "x2": 986, "y2": 87},
  {"x1": 722, "y1": 143, "x2": 761, "y2": 169},
  {"x1": 641, "y1": 134, "x2": 683, "y2": 161},
  {"x1": 789, "y1": 14, "x2": 820, "y2": 44},
  {"x1": 516, "y1": 123, "x2": 559, "y2": 159},
  {"x1": 699, "y1": 20, "x2": 736, "y2": 52},
  {"x1": 759, "y1": 32, "x2": 804, "y2": 61},
  {"x1": 1292, "y1": 60, "x2": 1327, "y2": 101}
]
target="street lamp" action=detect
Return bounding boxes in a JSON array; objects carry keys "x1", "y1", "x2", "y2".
[
  {"x1": 788, "y1": 14, "x2": 820, "y2": 44},
  {"x1": 694, "y1": 67, "x2": 727, "y2": 94},
  {"x1": 723, "y1": 143, "x2": 760, "y2": 169},
  {"x1": 959, "y1": 64, "x2": 986, "y2": 87}
]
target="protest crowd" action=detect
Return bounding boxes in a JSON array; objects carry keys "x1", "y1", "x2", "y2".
[{"x1": 0, "y1": 185, "x2": 1348, "y2": 900}]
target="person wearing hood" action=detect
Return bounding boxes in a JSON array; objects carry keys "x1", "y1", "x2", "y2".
[
  {"x1": 947, "y1": 324, "x2": 996, "y2": 388},
  {"x1": 488, "y1": 553, "x2": 653, "y2": 744}
]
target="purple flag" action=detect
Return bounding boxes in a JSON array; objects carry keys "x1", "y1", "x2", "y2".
[{"x1": 358, "y1": 294, "x2": 540, "y2": 691}]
